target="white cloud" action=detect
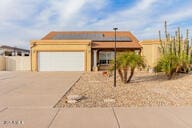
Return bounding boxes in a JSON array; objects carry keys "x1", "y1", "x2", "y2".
[
  {"x1": 87, "y1": 0, "x2": 161, "y2": 33},
  {"x1": 0, "y1": 0, "x2": 108, "y2": 48},
  {"x1": 135, "y1": 0, "x2": 158, "y2": 10},
  {"x1": 88, "y1": 0, "x2": 192, "y2": 39},
  {"x1": 160, "y1": 7, "x2": 192, "y2": 24},
  {"x1": 0, "y1": 0, "x2": 191, "y2": 49},
  {"x1": 0, "y1": 0, "x2": 39, "y2": 22},
  {"x1": 36, "y1": 0, "x2": 86, "y2": 25}
]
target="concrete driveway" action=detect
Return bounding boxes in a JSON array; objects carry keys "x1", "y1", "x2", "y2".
[{"x1": 0, "y1": 71, "x2": 82, "y2": 108}]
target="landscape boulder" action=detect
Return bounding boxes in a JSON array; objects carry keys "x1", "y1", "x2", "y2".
[
  {"x1": 67, "y1": 100, "x2": 78, "y2": 104},
  {"x1": 67, "y1": 95, "x2": 83, "y2": 101}
]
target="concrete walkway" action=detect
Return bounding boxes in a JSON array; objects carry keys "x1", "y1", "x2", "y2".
[
  {"x1": 0, "y1": 107, "x2": 192, "y2": 128},
  {"x1": 0, "y1": 72, "x2": 192, "y2": 128}
]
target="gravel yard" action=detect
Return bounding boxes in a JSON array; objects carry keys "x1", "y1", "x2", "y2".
[{"x1": 56, "y1": 71, "x2": 192, "y2": 108}]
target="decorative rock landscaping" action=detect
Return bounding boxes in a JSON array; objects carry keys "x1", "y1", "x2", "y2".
[{"x1": 56, "y1": 71, "x2": 192, "y2": 108}]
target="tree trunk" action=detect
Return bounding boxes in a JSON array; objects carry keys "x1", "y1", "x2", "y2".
[
  {"x1": 123, "y1": 68, "x2": 128, "y2": 84},
  {"x1": 127, "y1": 67, "x2": 135, "y2": 83},
  {"x1": 168, "y1": 69, "x2": 175, "y2": 80},
  {"x1": 118, "y1": 69, "x2": 123, "y2": 82}
]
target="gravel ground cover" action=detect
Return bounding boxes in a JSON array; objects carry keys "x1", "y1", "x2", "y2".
[{"x1": 56, "y1": 71, "x2": 192, "y2": 107}]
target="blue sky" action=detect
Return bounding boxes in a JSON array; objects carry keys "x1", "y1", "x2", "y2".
[{"x1": 0, "y1": 0, "x2": 192, "y2": 49}]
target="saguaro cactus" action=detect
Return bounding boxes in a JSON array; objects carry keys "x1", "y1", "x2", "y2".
[
  {"x1": 186, "y1": 29, "x2": 189, "y2": 56},
  {"x1": 157, "y1": 21, "x2": 192, "y2": 78}
]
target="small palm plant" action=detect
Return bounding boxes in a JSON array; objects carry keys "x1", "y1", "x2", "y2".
[
  {"x1": 110, "y1": 52, "x2": 145, "y2": 84},
  {"x1": 127, "y1": 52, "x2": 145, "y2": 83}
]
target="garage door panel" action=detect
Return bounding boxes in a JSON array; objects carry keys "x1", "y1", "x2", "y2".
[{"x1": 38, "y1": 52, "x2": 84, "y2": 71}]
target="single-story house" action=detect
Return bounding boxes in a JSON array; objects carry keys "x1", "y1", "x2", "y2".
[
  {"x1": 0, "y1": 45, "x2": 30, "y2": 56},
  {"x1": 30, "y1": 31, "x2": 142, "y2": 72}
]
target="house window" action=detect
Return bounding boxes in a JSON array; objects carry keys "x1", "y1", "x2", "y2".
[{"x1": 99, "y1": 51, "x2": 114, "y2": 65}]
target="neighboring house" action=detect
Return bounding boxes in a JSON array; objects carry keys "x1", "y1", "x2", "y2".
[
  {"x1": 30, "y1": 31, "x2": 142, "y2": 72},
  {"x1": 0, "y1": 45, "x2": 30, "y2": 71},
  {"x1": 140, "y1": 40, "x2": 161, "y2": 70},
  {"x1": 0, "y1": 45, "x2": 30, "y2": 56}
]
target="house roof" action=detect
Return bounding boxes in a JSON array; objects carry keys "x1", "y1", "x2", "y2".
[
  {"x1": 140, "y1": 40, "x2": 161, "y2": 45},
  {"x1": 42, "y1": 31, "x2": 142, "y2": 49},
  {"x1": 0, "y1": 45, "x2": 29, "y2": 52},
  {"x1": 42, "y1": 31, "x2": 138, "y2": 41}
]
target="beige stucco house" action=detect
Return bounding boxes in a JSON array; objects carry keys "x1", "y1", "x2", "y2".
[
  {"x1": 30, "y1": 31, "x2": 142, "y2": 72},
  {"x1": 140, "y1": 40, "x2": 161, "y2": 69}
]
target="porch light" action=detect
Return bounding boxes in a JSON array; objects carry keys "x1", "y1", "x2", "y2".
[{"x1": 113, "y1": 27, "x2": 118, "y2": 87}]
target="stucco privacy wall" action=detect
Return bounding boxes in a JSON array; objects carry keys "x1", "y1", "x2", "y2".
[
  {"x1": 5, "y1": 56, "x2": 31, "y2": 71},
  {"x1": 0, "y1": 56, "x2": 6, "y2": 70},
  {"x1": 30, "y1": 40, "x2": 91, "y2": 72}
]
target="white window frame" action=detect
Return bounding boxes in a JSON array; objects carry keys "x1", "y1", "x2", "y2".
[{"x1": 99, "y1": 51, "x2": 114, "y2": 65}]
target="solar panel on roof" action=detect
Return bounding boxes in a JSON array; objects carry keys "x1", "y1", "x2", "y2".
[{"x1": 52, "y1": 33, "x2": 132, "y2": 42}]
